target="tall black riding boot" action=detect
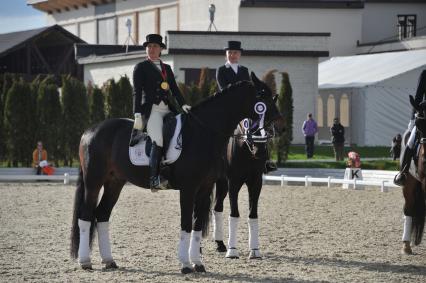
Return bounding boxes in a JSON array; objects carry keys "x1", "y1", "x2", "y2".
[
  {"x1": 394, "y1": 147, "x2": 414, "y2": 186},
  {"x1": 149, "y1": 142, "x2": 164, "y2": 190}
]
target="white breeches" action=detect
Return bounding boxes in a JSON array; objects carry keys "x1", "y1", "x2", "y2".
[
  {"x1": 407, "y1": 126, "x2": 417, "y2": 149},
  {"x1": 147, "y1": 102, "x2": 170, "y2": 147}
]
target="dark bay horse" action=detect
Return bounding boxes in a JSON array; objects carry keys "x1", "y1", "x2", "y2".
[
  {"x1": 212, "y1": 88, "x2": 283, "y2": 259},
  {"x1": 401, "y1": 95, "x2": 426, "y2": 255},
  {"x1": 70, "y1": 73, "x2": 283, "y2": 273}
]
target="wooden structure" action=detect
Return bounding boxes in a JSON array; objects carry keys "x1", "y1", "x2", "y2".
[{"x1": 0, "y1": 25, "x2": 85, "y2": 82}]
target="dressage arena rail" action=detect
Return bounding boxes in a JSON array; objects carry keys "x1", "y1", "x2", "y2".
[
  {"x1": 0, "y1": 167, "x2": 78, "y2": 184},
  {"x1": 263, "y1": 171, "x2": 399, "y2": 192},
  {"x1": 0, "y1": 167, "x2": 399, "y2": 191}
]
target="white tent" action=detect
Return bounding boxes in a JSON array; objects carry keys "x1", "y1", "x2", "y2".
[{"x1": 318, "y1": 49, "x2": 426, "y2": 146}]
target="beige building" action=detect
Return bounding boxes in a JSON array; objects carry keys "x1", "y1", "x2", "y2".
[{"x1": 28, "y1": 0, "x2": 426, "y2": 56}]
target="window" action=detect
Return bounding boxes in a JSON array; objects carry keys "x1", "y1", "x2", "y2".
[
  {"x1": 327, "y1": 94, "x2": 335, "y2": 127},
  {"x1": 398, "y1": 15, "x2": 416, "y2": 40},
  {"x1": 317, "y1": 96, "x2": 323, "y2": 127},
  {"x1": 340, "y1": 94, "x2": 349, "y2": 127}
]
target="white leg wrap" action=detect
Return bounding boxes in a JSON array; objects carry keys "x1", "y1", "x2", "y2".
[
  {"x1": 228, "y1": 216, "x2": 239, "y2": 248},
  {"x1": 178, "y1": 230, "x2": 191, "y2": 268},
  {"x1": 78, "y1": 219, "x2": 91, "y2": 265},
  {"x1": 248, "y1": 218, "x2": 259, "y2": 250},
  {"x1": 402, "y1": 216, "x2": 413, "y2": 242},
  {"x1": 97, "y1": 222, "x2": 113, "y2": 263},
  {"x1": 212, "y1": 210, "x2": 224, "y2": 241},
  {"x1": 189, "y1": 230, "x2": 203, "y2": 266}
]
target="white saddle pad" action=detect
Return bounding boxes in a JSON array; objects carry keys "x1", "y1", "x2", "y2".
[{"x1": 129, "y1": 114, "x2": 183, "y2": 166}]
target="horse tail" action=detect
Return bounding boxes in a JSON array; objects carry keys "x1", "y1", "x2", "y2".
[
  {"x1": 70, "y1": 167, "x2": 85, "y2": 259},
  {"x1": 201, "y1": 185, "x2": 215, "y2": 238},
  {"x1": 412, "y1": 182, "x2": 425, "y2": 245}
]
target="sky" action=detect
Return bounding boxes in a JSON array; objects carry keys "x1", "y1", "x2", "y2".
[{"x1": 0, "y1": 0, "x2": 46, "y2": 34}]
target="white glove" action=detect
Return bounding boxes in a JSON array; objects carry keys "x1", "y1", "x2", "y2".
[
  {"x1": 182, "y1": 104, "x2": 191, "y2": 113},
  {"x1": 134, "y1": 113, "x2": 143, "y2": 130}
]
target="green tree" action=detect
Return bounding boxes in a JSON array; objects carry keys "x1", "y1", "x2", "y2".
[
  {"x1": 276, "y1": 72, "x2": 294, "y2": 165},
  {"x1": 37, "y1": 76, "x2": 62, "y2": 165},
  {"x1": 89, "y1": 85, "x2": 105, "y2": 125},
  {"x1": 61, "y1": 76, "x2": 89, "y2": 165},
  {"x1": 104, "y1": 78, "x2": 121, "y2": 118},
  {"x1": 262, "y1": 69, "x2": 278, "y2": 95},
  {"x1": 117, "y1": 75, "x2": 133, "y2": 118},
  {"x1": 179, "y1": 68, "x2": 216, "y2": 106},
  {"x1": 0, "y1": 73, "x2": 17, "y2": 162},
  {"x1": 3, "y1": 78, "x2": 33, "y2": 166}
]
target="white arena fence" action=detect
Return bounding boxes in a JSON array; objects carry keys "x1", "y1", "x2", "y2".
[
  {"x1": 0, "y1": 167, "x2": 399, "y2": 192},
  {"x1": 263, "y1": 168, "x2": 399, "y2": 192}
]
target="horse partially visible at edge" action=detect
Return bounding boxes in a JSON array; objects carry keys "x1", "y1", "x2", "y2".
[
  {"x1": 70, "y1": 72, "x2": 285, "y2": 274},
  {"x1": 212, "y1": 96, "x2": 283, "y2": 259},
  {"x1": 401, "y1": 95, "x2": 426, "y2": 255}
]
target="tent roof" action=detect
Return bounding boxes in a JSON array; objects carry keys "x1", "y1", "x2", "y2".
[
  {"x1": 0, "y1": 25, "x2": 85, "y2": 57},
  {"x1": 318, "y1": 49, "x2": 426, "y2": 89}
]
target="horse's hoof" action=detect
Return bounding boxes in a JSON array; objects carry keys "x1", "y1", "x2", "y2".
[
  {"x1": 402, "y1": 242, "x2": 413, "y2": 255},
  {"x1": 225, "y1": 248, "x2": 239, "y2": 259},
  {"x1": 103, "y1": 260, "x2": 118, "y2": 269},
  {"x1": 194, "y1": 264, "x2": 206, "y2": 273},
  {"x1": 181, "y1": 267, "x2": 194, "y2": 274},
  {"x1": 80, "y1": 262, "x2": 93, "y2": 270},
  {"x1": 215, "y1": 241, "x2": 227, "y2": 252},
  {"x1": 248, "y1": 249, "x2": 262, "y2": 259}
]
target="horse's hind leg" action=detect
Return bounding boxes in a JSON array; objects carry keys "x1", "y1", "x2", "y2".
[
  {"x1": 189, "y1": 183, "x2": 214, "y2": 273},
  {"x1": 95, "y1": 178, "x2": 126, "y2": 269},
  {"x1": 246, "y1": 175, "x2": 263, "y2": 259},
  {"x1": 78, "y1": 175, "x2": 104, "y2": 269},
  {"x1": 213, "y1": 178, "x2": 228, "y2": 252}
]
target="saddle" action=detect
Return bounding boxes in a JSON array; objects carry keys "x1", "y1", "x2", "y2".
[{"x1": 129, "y1": 114, "x2": 185, "y2": 166}]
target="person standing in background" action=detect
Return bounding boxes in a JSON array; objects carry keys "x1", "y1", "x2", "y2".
[
  {"x1": 330, "y1": 117, "x2": 345, "y2": 161},
  {"x1": 302, "y1": 113, "x2": 318, "y2": 158}
]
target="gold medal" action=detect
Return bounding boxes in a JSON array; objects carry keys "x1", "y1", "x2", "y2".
[{"x1": 160, "y1": 81, "x2": 169, "y2": 91}]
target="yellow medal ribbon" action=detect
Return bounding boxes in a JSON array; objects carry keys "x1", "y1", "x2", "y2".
[{"x1": 160, "y1": 81, "x2": 170, "y2": 91}]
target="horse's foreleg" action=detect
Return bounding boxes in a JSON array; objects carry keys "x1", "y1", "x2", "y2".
[
  {"x1": 213, "y1": 178, "x2": 228, "y2": 252},
  {"x1": 247, "y1": 178, "x2": 262, "y2": 259},
  {"x1": 179, "y1": 189, "x2": 195, "y2": 274},
  {"x1": 226, "y1": 181, "x2": 243, "y2": 259},
  {"x1": 402, "y1": 215, "x2": 413, "y2": 254}
]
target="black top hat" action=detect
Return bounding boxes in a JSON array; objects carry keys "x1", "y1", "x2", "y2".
[
  {"x1": 224, "y1": 41, "x2": 243, "y2": 51},
  {"x1": 142, "y1": 34, "x2": 166, "y2": 48}
]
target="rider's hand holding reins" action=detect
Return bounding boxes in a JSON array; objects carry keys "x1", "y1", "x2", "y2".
[
  {"x1": 182, "y1": 104, "x2": 191, "y2": 113},
  {"x1": 134, "y1": 113, "x2": 144, "y2": 130}
]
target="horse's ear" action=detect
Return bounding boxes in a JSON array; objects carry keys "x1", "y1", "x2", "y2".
[{"x1": 251, "y1": 72, "x2": 260, "y2": 85}]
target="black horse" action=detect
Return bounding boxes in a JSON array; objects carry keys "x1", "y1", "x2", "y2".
[
  {"x1": 70, "y1": 72, "x2": 284, "y2": 273},
  {"x1": 401, "y1": 95, "x2": 426, "y2": 255},
  {"x1": 212, "y1": 93, "x2": 282, "y2": 259}
]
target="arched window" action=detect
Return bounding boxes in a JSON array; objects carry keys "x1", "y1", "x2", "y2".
[
  {"x1": 327, "y1": 94, "x2": 335, "y2": 127},
  {"x1": 340, "y1": 94, "x2": 349, "y2": 127},
  {"x1": 317, "y1": 96, "x2": 323, "y2": 127}
]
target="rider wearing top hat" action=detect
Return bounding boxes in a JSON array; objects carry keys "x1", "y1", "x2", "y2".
[
  {"x1": 130, "y1": 33, "x2": 191, "y2": 190},
  {"x1": 216, "y1": 40, "x2": 277, "y2": 173},
  {"x1": 394, "y1": 69, "x2": 426, "y2": 186}
]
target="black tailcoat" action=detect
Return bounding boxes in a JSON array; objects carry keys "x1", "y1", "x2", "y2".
[
  {"x1": 216, "y1": 64, "x2": 250, "y2": 91},
  {"x1": 133, "y1": 59, "x2": 185, "y2": 117}
]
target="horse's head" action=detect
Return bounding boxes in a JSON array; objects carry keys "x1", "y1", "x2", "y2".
[
  {"x1": 250, "y1": 72, "x2": 285, "y2": 134},
  {"x1": 410, "y1": 95, "x2": 426, "y2": 137}
]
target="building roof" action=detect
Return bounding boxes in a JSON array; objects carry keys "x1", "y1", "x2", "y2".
[
  {"x1": 240, "y1": 0, "x2": 365, "y2": 8},
  {"x1": 0, "y1": 25, "x2": 85, "y2": 57},
  {"x1": 27, "y1": 0, "x2": 111, "y2": 14},
  {"x1": 318, "y1": 49, "x2": 426, "y2": 89}
]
